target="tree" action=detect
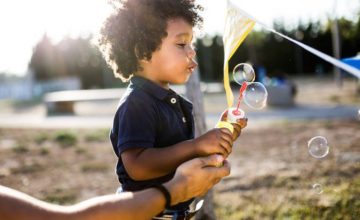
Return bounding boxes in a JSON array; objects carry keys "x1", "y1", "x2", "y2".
[
  {"x1": 29, "y1": 35, "x2": 112, "y2": 89},
  {"x1": 186, "y1": 68, "x2": 217, "y2": 220},
  {"x1": 29, "y1": 34, "x2": 57, "y2": 81}
]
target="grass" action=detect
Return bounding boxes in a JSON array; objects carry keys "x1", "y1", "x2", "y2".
[
  {"x1": 10, "y1": 163, "x2": 44, "y2": 174},
  {"x1": 39, "y1": 147, "x2": 49, "y2": 155},
  {"x1": 12, "y1": 143, "x2": 29, "y2": 153},
  {"x1": 84, "y1": 129, "x2": 109, "y2": 142},
  {"x1": 75, "y1": 147, "x2": 87, "y2": 154},
  {"x1": 34, "y1": 133, "x2": 49, "y2": 145},
  {"x1": 81, "y1": 162, "x2": 109, "y2": 172},
  {"x1": 329, "y1": 95, "x2": 340, "y2": 103},
  {"x1": 43, "y1": 189, "x2": 78, "y2": 205},
  {"x1": 54, "y1": 131, "x2": 77, "y2": 147},
  {"x1": 215, "y1": 176, "x2": 360, "y2": 220},
  {"x1": 0, "y1": 119, "x2": 359, "y2": 216}
]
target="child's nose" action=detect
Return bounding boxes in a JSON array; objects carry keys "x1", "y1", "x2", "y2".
[{"x1": 187, "y1": 46, "x2": 196, "y2": 58}]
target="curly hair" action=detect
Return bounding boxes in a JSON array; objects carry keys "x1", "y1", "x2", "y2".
[{"x1": 98, "y1": 0, "x2": 203, "y2": 82}]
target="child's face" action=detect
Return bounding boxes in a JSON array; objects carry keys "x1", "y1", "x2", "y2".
[{"x1": 140, "y1": 18, "x2": 197, "y2": 88}]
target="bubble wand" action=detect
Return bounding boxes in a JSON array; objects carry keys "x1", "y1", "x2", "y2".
[
  {"x1": 232, "y1": 81, "x2": 247, "y2": 116},
  {"x1": 216, "y1": 63, "x2": 268, "y2": 132}
]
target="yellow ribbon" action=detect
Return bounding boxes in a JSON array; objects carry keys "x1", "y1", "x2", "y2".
[{"x1": 223, "y1": 0, "x2": 256, "y2": 108}]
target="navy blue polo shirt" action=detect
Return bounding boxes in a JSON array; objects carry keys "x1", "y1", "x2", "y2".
[{"x1": 110, "y1": 76, "x2": 195, "y2": 210}]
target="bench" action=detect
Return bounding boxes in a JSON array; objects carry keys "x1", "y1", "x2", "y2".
[
  {"x1": 43, "y1": 83, "x2": 223, "y2": 115},
  {"x1": 266, "y1": 84, "x2": 296, "y2": 107},
  {"x1": 43, "y1": 88, "x2": 126, "y2": 114}
]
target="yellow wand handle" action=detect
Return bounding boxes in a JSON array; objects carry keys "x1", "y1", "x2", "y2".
[
  {"x1": 215, "y1": 121, "x2": 234, "y2": 133},
  {"x1": 214, "y1": 121, "x2": 234, "y2": 167}
]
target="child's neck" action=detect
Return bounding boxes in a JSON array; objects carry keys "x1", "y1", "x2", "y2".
[{"x1": 135, "y1": 73, "x2": 170, "y2": 90}]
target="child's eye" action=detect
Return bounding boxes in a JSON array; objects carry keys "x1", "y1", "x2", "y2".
[{"x1": 177, "y1": 43, "x2": 186, "y2": 48}]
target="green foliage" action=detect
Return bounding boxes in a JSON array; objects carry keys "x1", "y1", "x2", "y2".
[
  {"x1": 28, "y1": 15, "x2": 360, "y2": 83},
  {"x1": 35, "y1": 133, "x2": 49, "y2": 145},
  {"x1": 81, "y1": 162, "x2": 109, "y2": 172},
  {"x1": 12, "y1": 143, "x2": 29, "y2": 153},
  {"x1": 39, "y1": 147, "x2": 49, "y2": 155},
  {"x1": 84, "y1": 129, "x2": 109, "y2": 142},
  {"x1": 54, "y1": 131, "x2": 77, "y2": 147},
  {"x1": 75, "y1": 147, "x2": 87, "y2": 154},
  {"x1": 43, "y1": 189, "x2": 77, "y2": 205},
  {"x1": 28, "y1": 35, "x2": 112, "y2": 89},
  {"x1": 215, "y1": 177, "x2": 360, "y2": 219},
  {"x1": 195, "y1": 17, "x2": 360, "y2": 80},
  {"x1": 329, "y1": 95, "x2": 340, "y2": 103},
  {"x1": 11, "y1": 163, "x2": 44, "y2": 174}
]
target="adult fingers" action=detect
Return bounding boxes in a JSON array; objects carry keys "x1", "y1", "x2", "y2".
[
  {"x1": 198, "y1": 154, "x2": 224, "y2": 168},
  {"x1": 205, "y1": 159, "x2": 231, "y2": 179}
]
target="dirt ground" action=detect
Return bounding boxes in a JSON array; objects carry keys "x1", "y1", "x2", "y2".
[
  {"x1": 0, "y1": 119, "x2": 359, "y2": 219},
  {"x1": 215, "y1": 119, "x2": 360, "y2": 219},
  {"x1": 0, "y1": 76, "x2": 360, "y2": 219}
]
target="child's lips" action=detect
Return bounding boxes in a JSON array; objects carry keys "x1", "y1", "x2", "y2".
[{"x1": 188, "y1": 63, "x2": 197, "y2": 73}]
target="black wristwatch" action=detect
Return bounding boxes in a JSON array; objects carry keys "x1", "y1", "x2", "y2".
[{"x1": 151, "y1": 184, "x2": 171, "y2": 209}]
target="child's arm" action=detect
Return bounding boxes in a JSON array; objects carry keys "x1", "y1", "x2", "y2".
[{"x1": 121, "y1": 128, "x2": 233, "y2": 181}]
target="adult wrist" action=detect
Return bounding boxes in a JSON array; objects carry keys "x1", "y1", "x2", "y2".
[
  {"x1": 163, "y1": 180, "x2": 182, "y2": 206},
  {"x1": 151, "y1": 184, "x2": 172, "y2": 209}
]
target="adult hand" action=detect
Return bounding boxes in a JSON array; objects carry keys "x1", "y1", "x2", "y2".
[
  {"x1": 219, "y1": 109, "x2": 248, "y2": 141},
  {"x1": 164, "y1": 154, "x2": 230, "y2": 206}
]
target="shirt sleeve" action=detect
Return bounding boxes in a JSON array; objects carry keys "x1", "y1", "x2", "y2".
[{"x1": 115, "y1": 95, "x2": 157, "y2": 154}]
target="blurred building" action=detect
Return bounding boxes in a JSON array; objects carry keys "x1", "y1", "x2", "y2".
[{"x1": 0, "y1": 69, "x2": 80, "y2": 100}]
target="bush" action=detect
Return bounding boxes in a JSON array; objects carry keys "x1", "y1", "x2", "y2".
[
  {"x1": 54, "y1": 131, "x2": 77, "y2": 147},
  {"x1": 12, "y1": 143, "x2": 29, "y2": 153}
]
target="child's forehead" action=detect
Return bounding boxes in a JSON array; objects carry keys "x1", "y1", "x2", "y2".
[{"x1": 166, "y1": 18, "x2": 193, "y2": 39}]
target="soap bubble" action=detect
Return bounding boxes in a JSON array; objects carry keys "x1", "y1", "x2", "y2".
[
  {"x1": 243, "y1": 82, "x2": 268, "y2": 109},
  {"x1": 312, "y1": 183, "x2": 323, "y2": 194},
  {"x1": 232, "y1": 63, "x2": 255, "y2": 85},
  {"x1": 308, "y1": 136, "x2": 329, "y2": 159}
]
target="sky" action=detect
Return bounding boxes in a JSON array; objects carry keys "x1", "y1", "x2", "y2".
[{"x1": 0, "y1": 0, "x2": 359, "y2": 76}]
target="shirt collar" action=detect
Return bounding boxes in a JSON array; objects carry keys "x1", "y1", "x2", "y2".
[{"x1": 130, "y1": 76, "x2": 172, "y2": 100}]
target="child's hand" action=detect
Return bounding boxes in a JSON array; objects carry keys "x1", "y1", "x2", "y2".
[
  {"x1": 219, "y1": 109, "x2": 248, "y2": 141},
  {"x1": 193, "y1": 128, "x2": 233, "y2": 158}
]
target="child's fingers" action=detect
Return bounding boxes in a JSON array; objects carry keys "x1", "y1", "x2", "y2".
[
  {"x1": 236, "y1": 118, "x2": 248, "y2": 129},
  {"x1": 215, "y1": 145, "x2": 229, "y2": 158},
  {"x1": 220, "y1": 134, "x2": 233, "y2": 155},
  {"x1": 232, "y1": 123, "x2": 242, "y2": 135},
  {"x1": 219, "y1": 127, "x2": 232, "y2": 136},
  {"x1": 231, "y1": 118, "x2": 247, "y2": 140},
  {"x1": 219, "y1": 109, "x2": 228, "y2": 121},
  {"x1": 219, "y1": 128, "x2": 233, "y2": 142},
  {"x1": 232, "y1": 124, "x2": 242, "y2": 141}
]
